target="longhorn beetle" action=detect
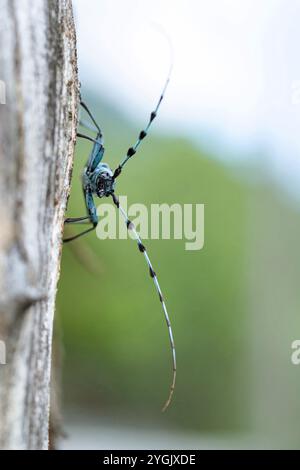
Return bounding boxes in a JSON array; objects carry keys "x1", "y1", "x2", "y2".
[{"x1": 64, "y1": 68, "x2": 176, "y2": 412}]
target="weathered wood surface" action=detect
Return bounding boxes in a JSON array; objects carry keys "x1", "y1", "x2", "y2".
[{"x1": 0, "y1": 0, "x2": 78, "y2": 449}]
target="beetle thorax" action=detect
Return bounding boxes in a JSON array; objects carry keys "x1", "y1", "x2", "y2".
[{"x1": 85, "y1": 163, "x2": 114, "y2": 198}]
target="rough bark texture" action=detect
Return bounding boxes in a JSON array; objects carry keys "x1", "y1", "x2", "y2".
[{"x1": 0, "y1": 0, "x2": 78, "y2": 449}]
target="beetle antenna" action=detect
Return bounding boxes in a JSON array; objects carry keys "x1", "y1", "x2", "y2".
[
  {"x1": 111, "y1": 193, "x2": 176, "y2": 411},
  {"x1": 113, "y1": 35, "x2": 173, "y2": 180}
]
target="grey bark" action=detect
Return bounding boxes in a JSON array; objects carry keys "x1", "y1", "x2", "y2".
[{"x1": 0, "y1": 0, "x2": 78, "y2": 449}]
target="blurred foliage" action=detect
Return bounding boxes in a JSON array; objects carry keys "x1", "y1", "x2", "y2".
[{"x1": 57, "y1": 93, "x2": 300, "y2": 438}]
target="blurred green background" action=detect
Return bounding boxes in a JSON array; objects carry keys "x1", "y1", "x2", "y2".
[{"x1": 57, "y1": 94, "x2": 300, "y2": 448}]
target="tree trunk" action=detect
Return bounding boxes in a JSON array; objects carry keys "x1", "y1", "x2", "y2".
[{"x1": 0, "y1": 0, "x2": 78, "y2": 449}]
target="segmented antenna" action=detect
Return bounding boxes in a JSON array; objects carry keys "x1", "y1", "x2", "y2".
[
  {"x1": 112, "y1": 193, "x2": 176, "y2": 411},
  {"x1": 113, "y1": 64, "x2": 172, "y2": 180}
]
